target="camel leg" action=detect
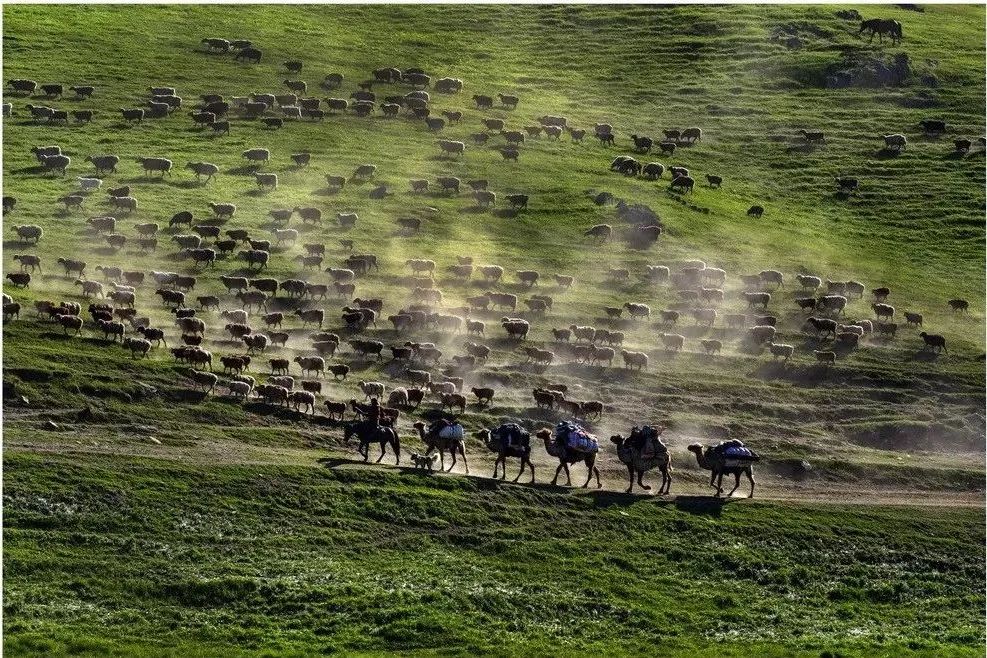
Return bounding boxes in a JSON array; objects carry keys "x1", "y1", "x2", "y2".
[
  {"x1": 447, "y1": 448, "x2": 456, "y2": 472},
  {"x1": 528, "y1": 458, "x2": 535, "y2": 483},
  {"x1": 727, "y1": 471, "x2": 741, "y2": 497},
  {"x1": 593, "y1": 465, "x2": 602, "y2": 489},
  {"x1": 513, "y1": 459, "x2": 527, "y2": 483},
  {"x1": 662, "y1": 467, "x2": 672, "y2": 495},
  {"x1": 551, "y1": 462, "x2": 564, "y2": 486},
  {"x1": 360, "y1": 442, "x2": 370, "y2": 462},
  {"x1": 562, "y1": 462, "x2": 572, "y2": 486},
  {"x1": 746, "y1": 467, "x2": 756, "y2": 498},
  {"x1": 714, "y1": 471, "x2": 724, "y2": 497},
  {"x1": 625, "y1": 465, "x2": 635, "y2": 494},
  {"x1": 638, "y1": 471, "x2": 651, "y2": 492},
  {"x1": 376, "y1": 442, "x2": 386, "y2": 463},
  {"x1": 438, "y1": 448, "x2": 446, "y2": 471},
  {"x1": 582, "y1": 462, "x2": 593, "y2": 488},
  {"x1": 459, "y1": 445, "x2": 469, "y2": 475}
]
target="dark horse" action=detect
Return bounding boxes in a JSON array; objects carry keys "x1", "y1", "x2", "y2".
[
  {"x1": 477, "y1": 426, "x2": 535, "y2": 483},
  {"x1": 536, "y1": 428, "x2": 601, "y2": 488},
  {"x1": 344, "y1": 421, "x2": 401, "y2": 465},
  {"x1": 859, "y1": 18, "x2": 902, "y2": 44}
]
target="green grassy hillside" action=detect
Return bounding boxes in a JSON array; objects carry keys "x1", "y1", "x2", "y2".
[{"x1": 2, "y1": 4, "x2": 985, "y2": 656}]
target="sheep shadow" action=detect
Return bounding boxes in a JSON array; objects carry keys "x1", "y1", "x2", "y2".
[
  {"x1": 245, "y1": 189, "x2": 269, "y2": 198},
  {"x1": 906, "y1": 349, "x2": 942, "y2": 363},
  {"x1": 874, "y1": 147, "x2": 903, "y2": 159},
  {"x1": 492, "y1": 208, "x2": 520, "y2": 219},
  {"x1": 748, "y1": 360, "x2": 793, "y2": 381},
  {"x1": 226, "y1": 165, "x2": 261, "y2": 176},
  {"x1": 784, "y1": 144, "x2": 817, "y2": 155},
  {"x1": 458, "y1": 205, "x2": 491, "y2": 215},
  {"x1": 119, "y1": 176, "x2": 172, "y2": 185},
  {"x1": 943, "y1": 150, "x2": 967, "y2": 161},
  {"x1": 10, "y1": 165, "x2": 46, "y2": 175}
]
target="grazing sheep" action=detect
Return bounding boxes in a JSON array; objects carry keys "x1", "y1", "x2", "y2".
[
  {"x1": 814, "y1": 350, "x2": 836, "y2": 365},
  {"x1": 438, "y1": 140, "x2": 465, "y2": 157},
  {"x1": 871, "y1": 303, "x2": 895, "y2": 320},
  {"x1": 516, "y1": 270, "x2": 540, "y2": 287},
  {"x1": 584, "y1": 224, "x2": 613, "y2": 242},
  {"x1": 919, "y1": 332, "x2": 947, "y2": 353},
  {"x1": 748, "y1": 325, "x2": 776, "y2": 345},
  {"x1": 621, "y1": 350, "x2": 648, "y2": 369},
  {"x1": 948, "y1": 299, "x2": 969, "y2": 312},
  {"x1": 802, "y1": 316, "x2": 837, "y2": 339},
  {"x1": 186, "y1": 161, "x2": 219, "y2": 182},
  {"x1": 742, "y1": 291, "x2": 771, "y2": 309},
  {"x1": 660, "y1": 333, "x2": 685, "y2": 352},
  {"x1": 700, "y1": 339, "x2": 723, "y2": 355},
  {"x1": 903, "y1": 311, "x2": 923, "y2": 327},
  {"x1": 552, "y1": 274, "x2": 574, "y2": 288},
  {"x1": 9, "y1": 79, "x2": 38, "y2": 94},
  {"x1": 883, "y1": 134, "x2": 907, "y2": 151},
  {"x1": 6, "y1": 272, "x2": 31, "y2": 288}
]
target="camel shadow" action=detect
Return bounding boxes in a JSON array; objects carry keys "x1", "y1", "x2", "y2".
[{"x1": 673, "y1": 495, "x2": 732, "y2": 517}]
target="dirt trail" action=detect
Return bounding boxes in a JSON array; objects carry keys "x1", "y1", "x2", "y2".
[{"x1": 5, "y1": 429, "x2": 983, "y2": 509}]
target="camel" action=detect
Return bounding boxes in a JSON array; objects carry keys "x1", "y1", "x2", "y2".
[
  {"x1": 859, "y1": 18, "x2": 902, "y2": 44},
  {"x1": 536, "y1": 428, "x2": 601, "y2": 488},
  {"x1": 610, "y1": 427, "x2": 671, "y2": 494},
  {"x1": 476, "y1": 425, "x2": 534, "y2": 483},
  {"x1": 413, "y1": 420, "x2": 468, "y2": 473},
  {"x1": 687, "y1": 442, "x2": 756, "y2": 498},
  {"x1": 343, "y1": 421, "x2": 401, "y2": 465}
]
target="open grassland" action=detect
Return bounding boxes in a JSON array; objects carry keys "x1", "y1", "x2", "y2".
[
  {"x1": 2, "y1": 4, "x2": 985, "y2": 655},
  {"x1": 4, "y1": 453, "x2": 985, "y2": 657}
]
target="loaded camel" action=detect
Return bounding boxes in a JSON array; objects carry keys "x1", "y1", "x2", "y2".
[
  {"x1": 535, "y1": 428, "x2": 602, "y2": 488},
  {"x1": 610, "y1": 426, "x2": 672, "y2": 494},
  {"x1": 687, "y1": 441, "x2": 757, "y2": 498},
  {"x1": 476, "y1": 425, "x2": 535, "y2": 483},
  {"x1": 413, "y1": 420, "x2": 469, "y2": 473}
]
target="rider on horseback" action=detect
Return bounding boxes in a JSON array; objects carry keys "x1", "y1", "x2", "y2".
[{"x1": 362, "y1": 397, "x2": 382, "y2": 433}]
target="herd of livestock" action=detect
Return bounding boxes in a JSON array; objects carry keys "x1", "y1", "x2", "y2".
[{"x1": 0, "y1": 27, "x2": 977, "y2": 495}]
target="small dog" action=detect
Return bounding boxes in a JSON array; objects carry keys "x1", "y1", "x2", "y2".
[{"x1": 410, "y1": 452, "x2": 438, "y2": 471}]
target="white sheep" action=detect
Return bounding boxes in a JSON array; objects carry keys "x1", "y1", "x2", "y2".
[
  {"x1": 359, "y1": 380, "x2": 385, "y2": 399},
  {"x1": 77, "y1": 177, "x2": 102, "y2": 191}
]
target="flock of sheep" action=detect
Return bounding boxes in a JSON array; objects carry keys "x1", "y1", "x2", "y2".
[{"x1": 1, "y1": 33, "x2": 974, "y2": 492}]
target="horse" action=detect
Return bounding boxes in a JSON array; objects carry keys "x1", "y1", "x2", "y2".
[
  {"x1": 859, "y1": 18, "x2": 902, "y2": 44},
  {"x1": 343, "y1": 421, "x2": 401, "y2": 465}
]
